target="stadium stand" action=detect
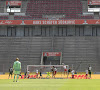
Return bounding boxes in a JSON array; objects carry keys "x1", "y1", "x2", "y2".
[
  {"x1": 0, "y1": 16, "x2": 8, "y2": 20},
  {"x1": 14, "y1": 16, "x2": 33, "y2": 20},
  {"x1": 13, "y1": 0, "x2": 94, "y2": 20},
  {"x1": 0, "y1": 0, "x2": 94, "y2": 20},
  {"x1": 0, "y1": 0, "x2": 100, "y2": 74}
]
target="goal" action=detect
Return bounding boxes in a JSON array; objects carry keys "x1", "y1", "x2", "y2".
[{"x1": 27, "y1": 65, "x2": 69, "y2": 78}]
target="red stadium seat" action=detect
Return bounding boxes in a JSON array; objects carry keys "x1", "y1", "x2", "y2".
[{"x1": 13, "y1": 0, "x2": 94, "y2": 20}]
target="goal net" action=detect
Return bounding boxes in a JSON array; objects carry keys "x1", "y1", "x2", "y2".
[{"x1": 27, "y1": 65, "x2": 69, "y2": 78}]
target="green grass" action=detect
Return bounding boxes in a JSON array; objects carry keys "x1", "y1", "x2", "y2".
[{"x1": 0, "y1": 79, "x2": 100, "y2": 90}]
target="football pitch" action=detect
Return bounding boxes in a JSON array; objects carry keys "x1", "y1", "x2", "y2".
[{"x1": 0, "y1": 79, "x2": 100, "y2": 90}]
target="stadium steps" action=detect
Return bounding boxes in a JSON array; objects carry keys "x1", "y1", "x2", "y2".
[
  {"x1": 9, "y1": 15, "x2": 14, "y2": 20},
  {"x1": 21, "y1": 0, "x2": 28, "y2": 13},
  {"x1": 0, "y1": 37, "x2": 100, "y2": 72},
  {"x1": 61, "y1": 37, "x2": 100, "y2": 72},
  {"x1": 0, "y1": 1, "x2": 5, "y2": 13},
  {"x1": 81, "y1": 0, "x2": 88, "y2": 13},
  {"x1": 94, "y1": 12, "x2": 99, "y2": 19},
  {"x1": 0, "y1": 37, "x2": 53, "y2": 72}
]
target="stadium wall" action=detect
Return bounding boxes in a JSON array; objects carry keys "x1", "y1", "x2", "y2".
[{"x1": 0, "y1": 25, "x2": 100, "y2": 37}]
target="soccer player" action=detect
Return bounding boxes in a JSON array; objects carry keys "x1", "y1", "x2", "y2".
[
  {"x1": 36, "y1": 69, "x2": 38, "y2": 78},
  {"x1": 24, "y1": 70, "x2": 27, "y2": 79},
  {"x1": 51, "y1": 66, "x2": 55, "y2": 78},
  {"x1": 27, "y1": 71, "x2": 30, "y2": 79},
  {"x1": 19, "y1": 72, "x2": 22, "y2": 79},
  {"x1": 88, "y1": 65, "x2": 92, "y2": 78},
  {"x1": 54, "y1": 67, "x2": 57, "y2": 78},
  {"x1": 85, "y1": 70, "x2": 88, "y2": 79},
  {"x1": 13, "y1": 58, "x2": 21, "y2": 82},
  {"x1": 39, "y1": 69, "x2": 42, "y2": 79},
  {"x1": 68, "y1": 68, "x2": 71, "y2": 75},
  {"x1": 63, "y1": 64, "x2": 67, "y2": 75},
  {"x1": 71, "y1": 70, "x2": 75, "y2": 79},
  {"x1": 8, "y1": 67, "x2": 13, "y2": 79},
  {"x1": 54, "y1": 67, "x2": 57, "y2": 75},
  {"x1": 46, "y1": 71, "x2": 51, "y2": 78}
]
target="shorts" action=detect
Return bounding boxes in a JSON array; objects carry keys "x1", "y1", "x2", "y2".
[
  {"x1": 14, "y1": 71, "x2": 20, "y2": 75},
  {"x1": 28, "y1": 75, "x2": 30, "y2": 78},
  {"x1": 53, "y1": 72, "x2": 55, "y2": 75},
  {"x1": 89, "y1": 71, "x2": 91, "y2": 74},
  {"x1": 86, "y1": 74, "x2": 88, "y2": 76},
  {"x1": 40, "y1": 74, "x2": 42, "y2": 76},
  {"x1": 9, "y1": 72, "x2": 13, "y2": 75},
  {"x1": 55, "y1": 71, "x2": 57, "y2": 75},
  {"x1": 72, "y1": 75, "x2": 74, "y2": 78},
  {"x1": 64, "y1": 69, "x2": 67, "y2": 71}
]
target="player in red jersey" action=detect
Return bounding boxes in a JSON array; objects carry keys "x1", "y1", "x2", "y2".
[
  {"x1": 62, "y1": 63, "x2": 67, "y2": 75},
  {"x1": 85, "y1": 70, "x2": 88, "y2": 79},
  {"x1": 54, "y1": 67, "x2": 57, "y2": 78}
]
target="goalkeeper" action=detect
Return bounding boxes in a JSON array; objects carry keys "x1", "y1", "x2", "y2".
[
  {"x1": 13, "y1": 58, "x2": 21, "y2": 82},
  {"x1": 46, "y1": 71, "x2": 51, "y2": 78}
]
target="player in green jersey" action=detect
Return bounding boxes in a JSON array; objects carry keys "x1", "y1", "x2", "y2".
[
  {"x1": 13, "y1": 58, "x2": 21, "y2": 82},
  {"x1": 46, "y1": 72, "x2": 51, "y2": 78}
]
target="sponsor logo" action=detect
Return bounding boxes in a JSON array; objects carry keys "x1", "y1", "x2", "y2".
[
  {"x1": 20, "y1": 21, "x2": 25, "y2": 25},
  {"x1": 7, "y1": 1, "x2": 21, "y2": 6},
  {"x1": 96, "y1": 20, "x2": 100, "y2": 24},
  {"x1": 43, "y1": 52, "x2": 61, "y2": 56},
  {"x1": 44, "y1": 53, "x2": 47, "y2": 56},
  {"x1": 0, "y1": 20, "x2": 13, "y2": 25},
  {"x1": 5, "y1": 20, "x2": 13, "y2": 24},
  {"x1": 0, "y1": 21, "x2": 4, "y2": 24},
  {"x1": 83, "y1": 20, "x2": 88, "y2": 24}
]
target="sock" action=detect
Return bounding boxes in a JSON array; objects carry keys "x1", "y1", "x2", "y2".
[{"x1": 16, "y1": 75, "x2": 19, "y2": 81}]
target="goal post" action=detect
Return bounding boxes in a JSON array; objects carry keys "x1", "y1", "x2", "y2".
[{"x1": 27, "y1": 65, "x2": 69, "y2": 78}]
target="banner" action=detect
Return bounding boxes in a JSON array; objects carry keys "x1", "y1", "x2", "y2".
[
  {"x1": 0, "y1": 20, "x2": 100, "y2": 25},
  {"x1": 0, "y1": 20, "x2": 22, "y2": 25},
  {"x1": 6, "y1": 1, "x2": 22, "y2": 6},
  {"x1": 24, "y1": 20, "x2": 100, "y2": 25},
  {"x1": 24, "y1": 20, "x2": 75, "y2": 25},
  {"x1": 88, "y1": 0, "x2": 100, "y2": 5},
  {"x1": 43, "y1": 52, "x2": 61, "y2": 56}
]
